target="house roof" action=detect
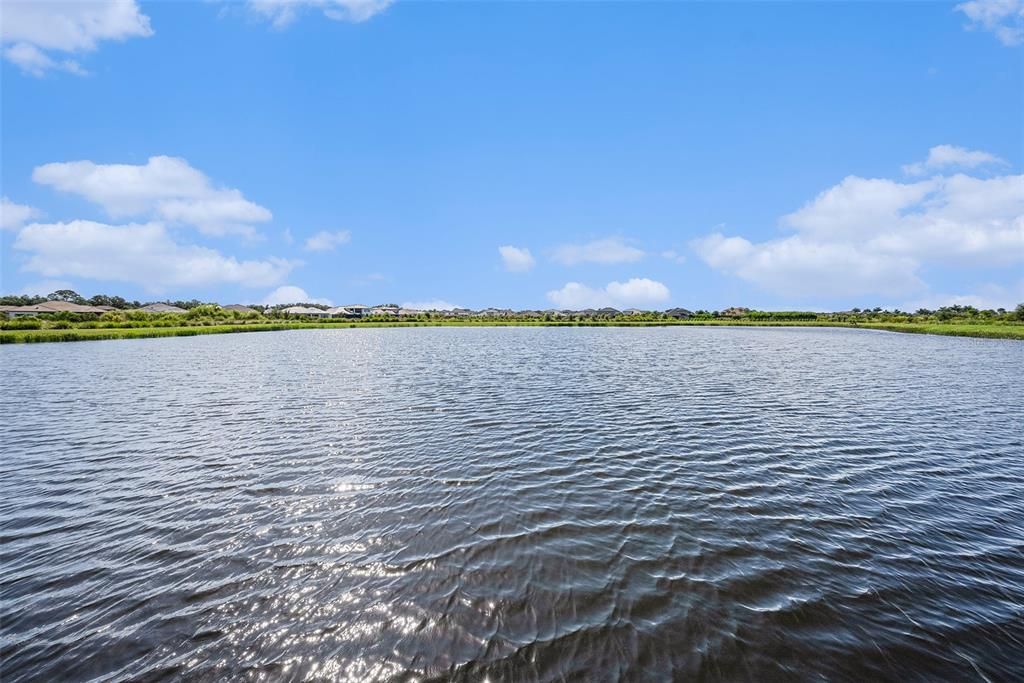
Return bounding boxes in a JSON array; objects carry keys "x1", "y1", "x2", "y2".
[
  {"x1": 140, "y1": 303, "x2": 188, "y2": 313},
  {"x1": 281, "y1": 306, "x2": 326, "y2": 314},
  {"x1": 8, "y1": 301, "x2": 108, "y2": 314},
  {"x1": 222, "y1": 304, "x2": 257, "y2": 313}
]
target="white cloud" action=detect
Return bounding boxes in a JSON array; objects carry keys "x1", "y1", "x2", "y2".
[
  {"x1": 16, "y1": 280, "x2": 75, "y2": 297},
  {"x1": 956, "y1": 0, "x2": 1024, "y2": 45},
  {"x1": 14, "y1": 220, "x2": 294, "y2": 292},
  {"x1": 2, "y1": 43, "x2": 87, "y2": 77},
  {"x1": 694, "y1": 161, "x2": 1024, "y2": 299},
  {"x1": 552, "y1": 238, "x2": 645, "y2": 266},
  {"x1": 1, "y1": 0, "x2": 153, "y2": 76},
  {"x1": 32, "y1": 156, "x2": 272, "y2": 237},
  {"x1": 262, "y1": 285, "x2": 332, "y2": 306},
  {"x1": 247, "y1": 0, "x2": 393, "y2": 28},
  {"x1": 547, "y1": 277, "x2": 670, "y2": 309},
  {"x1": 693, "y1": 233, "x2": 924, "y2": 298},
  {"x1": 304, "y1": 229, "x2": 351, "y2": 252},
  {"x1": 1, "y1": 197, "x2": 41, "y2": 230},
  {"x1": 661, "y1": 249, "x2": 686, "y2": 264},
  {"x1": 400, "y1": 300, "x2": 461, "y2": 311},
  {"x1": 498, "y1": 245, "x2": 535, "y2": 272},
  {"x1": 902, "y1": 144, "x2": 1007, "y2": 175},
  {"x1": 901, "y1": 279, "x2": 1024, "y2": 311}
]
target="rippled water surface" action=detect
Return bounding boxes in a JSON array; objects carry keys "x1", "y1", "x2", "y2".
[{"x1": 2, "y1": 327, "x2": 1023, "y2": 682}]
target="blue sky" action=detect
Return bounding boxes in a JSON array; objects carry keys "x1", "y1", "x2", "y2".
[{"x1": 1, "y1": 0, "x2": 1022, "y2": 310}]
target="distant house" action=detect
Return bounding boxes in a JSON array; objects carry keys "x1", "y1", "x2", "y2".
[
  {"x1": 369, "y1": 304, "x2": 399, "y2": 316},
  {"x1": 665, "y1": 308, "x2": 693, "y2": 319},
  {"x1": 324, "y1": 305, "x2": 370, "y2": 318},
  {"x1": 341, "y1": 304, "x2": 369, "y2": 317},
  {"x1": 397, "y1": 308, "x2": 423, "y2": 317},
  {"x1": 222, "y1": 304, "x2": 258, "y2": 314},
  {"x1": 140, "y1": 303, "x2": 188, "y2": 314},
  {"x1": 281, "y1": 306, "x2": 329, "y2": 318},
  {"x1": 597, "y1": 307, "x2": 621, "y2": 317},
  {"x1": 476, "y1": 308, "x2": 513, "y2": 318},
  {"x1": 623, "y1": 308, "x2": 644, "y2": 316},
  {"x1": 4, "y1": 300, "x2": 109, "y2": 318},
  {"x1": 721, "y1": 307, "x2": 751, "y2": 318}
]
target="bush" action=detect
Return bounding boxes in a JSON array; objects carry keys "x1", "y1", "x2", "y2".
[{"x1": 1, "y1": 319, "x2": 42, "y2": 330}]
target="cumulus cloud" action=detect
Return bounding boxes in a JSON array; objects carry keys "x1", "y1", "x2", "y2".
[
  {"x1": 547, "y1": 278, "x2": 670, "y2": 310},
  {"x1": 1, "y1": 0, "x2": 153, "y2": 76},
  {"x1": 693, "y1": 159, "x2": 1024, "y2": 298},
  {"x1": 14, "y1": 220, "x2": 294, "y2": 292},
  {"x1": 498, "y1": 245, "x2": 536, "y2": 272},
  {"x1": 1, "y1": 197, "x2": 41, "y2": 230},
  {"x1": 262, "y1": 285, "x2": 332, "y2": 306},
  {"x1": 16, "y1": 280, "x2": 76, "y2": 297},
  {"x1": 900, "y1": 279, "x2": 1024, "y2": 311},
  {"x1": 551, "y1": 238, "x2": 645, "y2": 266},
  {"x1": 955, "y1": 0, "x2": 1024, "y2": 45},
  {"x1": 661, "y1": 249, "x2": 686, "y2": 264},
  {"x1": 32, "y1": 156, "x2": 272, "y2": 238},
  {"x1": 693, "y1": 233, "x2": 924, "y2": 298},
  {"x1": 247, "y1": 0, "x2": 393, "y2": 27},
  {"x1": 400, "y1": 300, "x2": 461, "y2": 311},
  {"x1": 902, "y1": 144, "x2": 1007, "y2": 176},
  {"x1": 304, "y1": 230, "x2": 351, "y2": 252}
]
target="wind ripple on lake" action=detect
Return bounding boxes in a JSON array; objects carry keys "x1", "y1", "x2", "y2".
[{"x1": 2, "y1": 327, "x2": 1023, "y2": 681}]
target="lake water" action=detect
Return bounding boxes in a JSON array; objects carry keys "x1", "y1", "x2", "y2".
[{"x1": 2, "y1": 327, "x2": 1023, "y2": 681}]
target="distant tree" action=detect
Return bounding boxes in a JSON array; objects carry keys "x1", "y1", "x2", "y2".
[
  {"x1": 48, "y1": 289, "x2": 87, "y2": 304},
  {"x1": 87, "y1": 294, "x2": 130, "y2": 309},
  {"x1": 0, "y1": 294, "x2": 45, "y2": 306},
  {"x1": 1013, "y1": 303, "x2": 1024, "y2": 321}
]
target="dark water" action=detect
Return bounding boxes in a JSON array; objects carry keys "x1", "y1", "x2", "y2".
[{"x1": 2, "y1": 327, "x2": 1023, "y2": 682}]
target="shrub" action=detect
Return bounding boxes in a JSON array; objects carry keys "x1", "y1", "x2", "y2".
[{"x1": 1, "y1": 319, "x2": 42, "y2": 330}]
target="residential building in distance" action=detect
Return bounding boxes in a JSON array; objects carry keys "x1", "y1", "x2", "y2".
[
  {"x1": 280, "y1": 306, "x2": 330, "y2": 318},
  {"x1": 139, "y1": 303, "x2": 188, "y2": 314},
  {"x1": 3, "y1": 301, "x2": 110, "y2": 318}
]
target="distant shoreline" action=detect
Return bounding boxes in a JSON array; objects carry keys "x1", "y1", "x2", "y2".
[{"x1": 2, "y1": 319, "x2": 1022, "y2": 344}]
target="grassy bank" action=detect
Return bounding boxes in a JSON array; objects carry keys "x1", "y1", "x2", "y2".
[{"x1": 2, "y1": 319, "x2": 1022, "y2": 343}]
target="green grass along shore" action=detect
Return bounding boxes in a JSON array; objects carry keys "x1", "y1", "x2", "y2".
[{"x1": 2, "y1": 319, "x2": 1022, "y2": 344}]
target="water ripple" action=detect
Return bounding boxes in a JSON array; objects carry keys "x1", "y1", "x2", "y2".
[{"x1": 2, "y1": 327, "x2": 1022, "y2": 681}]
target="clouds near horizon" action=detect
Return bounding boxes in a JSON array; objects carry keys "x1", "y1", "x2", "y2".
[
  {"x1": 547, "y1": 278, "x2": 670, "y2": 309},
  {"x1": 14, "y1": 220, "x2": 295, "y2": 292},
  {"x1": 32, "y1": 156, "x2": 272, "y2": 238},
  {"x1": 262, "y1": 285, "x2": 331, "y2": 306},
  {"x1": 694, "y1": 147, "x2": 1023, "y2": 300}
]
